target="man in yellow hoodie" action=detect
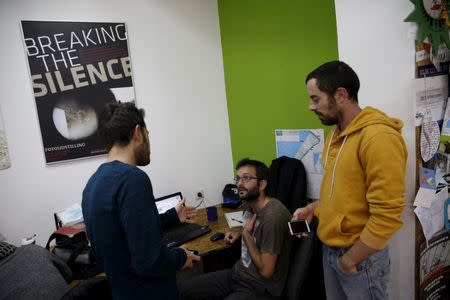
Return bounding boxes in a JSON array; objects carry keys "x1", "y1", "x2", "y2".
[{"x1": 293, "y1": 61, "x2": 407, "y2": 300}]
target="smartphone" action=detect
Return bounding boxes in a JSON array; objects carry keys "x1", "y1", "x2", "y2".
[{"x1": 288, "y1": 220, "x2": 311, "y2": 235}]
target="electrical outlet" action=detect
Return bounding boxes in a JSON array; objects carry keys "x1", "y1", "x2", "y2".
[{"x1": 194, "y1": 189, "x2": 205, "y2": 201}]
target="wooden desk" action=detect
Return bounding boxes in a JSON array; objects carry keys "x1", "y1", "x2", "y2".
[{"x1": 182, "y1": 205, "x2": 242, "y2": 256}]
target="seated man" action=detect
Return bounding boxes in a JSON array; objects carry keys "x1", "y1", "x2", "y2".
[
  {"x1": 179, "y1": 158, "x2": 293, "y2": 299},
  {"x1": 82, "y1": 102, "x2": 200, "y2": 300}
]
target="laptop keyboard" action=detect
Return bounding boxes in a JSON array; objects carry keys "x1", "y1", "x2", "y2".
[{"x1": 163, "y1": 224, "x2": 211, "y2": 248}]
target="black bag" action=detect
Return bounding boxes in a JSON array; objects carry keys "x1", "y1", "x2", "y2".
[
  {"x1": 46, "y1": 227, "x2": 100, "y2": 279},
  {"x1": 221, "y1": 184, "x2": 242, "y2": 208}
]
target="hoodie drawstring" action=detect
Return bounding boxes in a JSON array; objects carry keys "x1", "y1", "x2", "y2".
[
  {"x1": 324, "y1": 129, "x2": 348, "y2": 198},
  {"x1": 324, "y1": 129, "x2": 335, "y2": 168}
]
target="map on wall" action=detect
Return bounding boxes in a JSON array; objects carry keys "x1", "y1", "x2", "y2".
[
  {"x1": 275, "y1": 129, "x2": 324, "y2": 199},
  {"x1": 20, "y1": 21, "x2": 136, "y2": 163}
]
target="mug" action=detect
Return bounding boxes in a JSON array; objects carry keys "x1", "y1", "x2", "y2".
[{"x1": 206, "y1": 206, "x2": 218, "y2": 221}]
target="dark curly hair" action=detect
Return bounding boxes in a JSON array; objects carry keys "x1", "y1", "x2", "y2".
[{"x1": 98, "y1": 102, "x2": 146, "y2": 151}]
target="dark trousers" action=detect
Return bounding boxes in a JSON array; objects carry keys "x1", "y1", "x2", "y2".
[{"x1": 178, "y1": 269, "x2": 268, "y2": 300}]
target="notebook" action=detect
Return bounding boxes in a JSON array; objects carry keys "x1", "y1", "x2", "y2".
[
  {"x1": 225, "y1": 211, "x2": 244, "y2": 228},
  {"x1": 155, "y1": 192, "x2": 210, "y2": 248}
]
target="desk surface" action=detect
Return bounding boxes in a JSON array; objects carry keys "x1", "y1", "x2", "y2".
[{"x1": 182, "y1": 205, "x2": 242, "y2": 256}]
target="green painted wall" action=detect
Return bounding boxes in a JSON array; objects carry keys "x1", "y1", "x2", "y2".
[{"x1": 218, "y1": 0, "x2": 339, "y2": 167}]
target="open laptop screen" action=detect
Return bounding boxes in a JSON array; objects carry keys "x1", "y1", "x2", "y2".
[{"x1": 155, "y1": 192, "x2": 182, "y2": 215}]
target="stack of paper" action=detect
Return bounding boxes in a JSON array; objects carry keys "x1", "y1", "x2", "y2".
[
  {"x1": 55, "y1": 203, "x2": 84, "y2": 227},
  {"x1": 225, "y1": 211, "x2": 244, "y2": 228}
]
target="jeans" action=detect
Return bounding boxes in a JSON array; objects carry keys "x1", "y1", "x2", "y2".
[{"x1": 322, "y1": 244, "x2": 390, "y2": 300}]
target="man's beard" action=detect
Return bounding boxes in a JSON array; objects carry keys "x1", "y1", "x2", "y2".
[
  {"x1": 317, "y1": 95, "x2": 339, "y2": 125},
  {"x1": 135, "y1": 142, "x2": 150, "y2": 166},
  {"x1": 239, "y1": 186, "x2": 260, "y2": 202},
  {"x1": 317, "y1": 113, "x2": 338, "y2": 126}
]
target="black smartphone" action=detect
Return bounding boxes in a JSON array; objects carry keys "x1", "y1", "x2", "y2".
[{"x1": 288, "y1": 220, "x2": 311, "y2": 235}]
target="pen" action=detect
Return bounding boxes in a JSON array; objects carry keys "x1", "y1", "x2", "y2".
[{"x1": 231, "y1": 218, "x2": 243, "y2": 224}]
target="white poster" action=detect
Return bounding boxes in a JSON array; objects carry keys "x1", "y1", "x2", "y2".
[
  {"x1": 0, "y1": 106, "x2": 11, "y2": 170},
  {"x1": 414, "y1": 74, "x2": 448, "y2": 126},
  {"x1": 275, "y1": 129, "x2": 324, "y2": 199}
]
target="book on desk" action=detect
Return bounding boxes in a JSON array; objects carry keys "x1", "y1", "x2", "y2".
[
  {"x1": 224, "y1": 211, "x2": 244, "y2": 228},
  {"x1": 54, "y1": 203, "x2": 84, "y2": 228}
]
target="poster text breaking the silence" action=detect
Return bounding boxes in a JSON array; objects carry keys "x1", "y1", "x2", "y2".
[
  {"x1": 31, "y1": 57, "x2": 131, "y2": 97},
  {"x1": 23, "y1": 24, "x2": 127, "y2": 71}
]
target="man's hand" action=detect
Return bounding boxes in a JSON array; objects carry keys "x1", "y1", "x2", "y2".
[
  {"x1": 292, "y1": 203, "x2": 314, "y2": 224},
  {"x1": 243, "y1": 214, "x2": 257, "y2": 234},
  {"x1": 337, "y1": 240, "x2": 377, "y2": 275},
  {"x1": 175, "y1": 198, "x2": 197, "y2": 223},
  {"x1": 241, "y1": 214, "x2": 277, "y2": 279},
  {"x1": 180, "y1": 247, "x2": 201, "y2": 269},
  {"x1": 224, "y1": 231, "x2": 241, "y2": 244},
  {"x1": 337, "y1": 255, "x2": 357, "y2": 275}
]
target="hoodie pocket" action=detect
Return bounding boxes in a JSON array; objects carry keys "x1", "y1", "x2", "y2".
[{"x1": 336, "y1": 213, "x2": 353, "y2": 236}]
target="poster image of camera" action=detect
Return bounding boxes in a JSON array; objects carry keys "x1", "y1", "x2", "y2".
[{"x1": 21, "y1": 20, "x2": 135, "y2": 163}]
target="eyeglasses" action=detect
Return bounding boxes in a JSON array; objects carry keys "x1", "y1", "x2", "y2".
[{"x1": 234, "y1": 175, "x2": 259, "y2": 184}]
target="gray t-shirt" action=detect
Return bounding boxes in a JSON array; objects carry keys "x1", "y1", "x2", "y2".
[{"x1": 233, "y1": 197, "x2": 293, "y2": 296}]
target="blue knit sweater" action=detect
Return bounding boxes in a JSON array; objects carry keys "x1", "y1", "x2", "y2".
[{"x1": 82, "y1": 161, "x2": 186, "y2": 299}]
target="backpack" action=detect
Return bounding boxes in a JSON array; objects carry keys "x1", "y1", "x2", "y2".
[
  {"x1": 45, "y1": 227, "x2": 100, "y2": 279},
  {"x1": 221, "y1": 183, "x2": 242, "y2": 208}
]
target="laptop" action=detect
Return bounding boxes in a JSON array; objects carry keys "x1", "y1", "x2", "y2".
[{"x1": 155, "y1": 192, "x2": 211, "y2": 248}]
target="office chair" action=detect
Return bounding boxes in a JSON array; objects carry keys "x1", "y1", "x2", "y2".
[
  {"x1": 283, "y1": 218, "x2": 325, "y2": 300},
  {"x1": 258, "y1": 219, "x2": 323, "y2": 300},
  {"x1": 265, "y1": 156, "x2": 326, "y2": 299},
  {"x1": 268, "y1": 156, "x2": 307, "y2": 213}
]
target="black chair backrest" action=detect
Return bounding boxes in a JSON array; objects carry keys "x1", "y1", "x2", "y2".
[
  {"x1": 268, "y1": 156, "x2": 307, "y2": 213},
  {"x1": 267, "y1": 156, "x2": 326, "y2": 299},
  {"x1": 283, "y1": 231, "x2": 315, "y2": 300}
]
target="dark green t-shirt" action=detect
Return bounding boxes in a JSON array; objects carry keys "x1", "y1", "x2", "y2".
[{"x1": 233, "y1": 198, "x2": 293, "y2": 296}]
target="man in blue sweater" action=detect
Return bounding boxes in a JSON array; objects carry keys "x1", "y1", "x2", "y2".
[{"x1": 82, "y1": 102, "x2": 200, "y2": 299}]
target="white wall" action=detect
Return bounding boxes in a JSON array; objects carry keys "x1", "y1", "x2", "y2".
[
  {"x1": 335, "y1": 1, "x2": 416, "y2": 299},
  {"x1": 0, "y1": 0, "x2": 234, "y2": 246}
]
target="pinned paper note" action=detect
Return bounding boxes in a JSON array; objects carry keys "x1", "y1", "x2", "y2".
[
  {"x1": 430, "y1": 43, "x2": 450, "y2": 71},
  {"x1": 418, "y1": 75, "x2": 442, "y2": 162},
  {"x1": 414, "y1": 75, "x2": 448, "y2": 126},
  {"x1": 419, "y1": 167, "x2": 436, "y2": 189},
  {"x1": 414, "y1": 187, "x2": 435, "y2": 208},
  {"x1": 421, "y1": 120, "x2": 441, "y2": 162},
  {"x1": 414, "y1": 188, "x2": 447, "y2": 241}
]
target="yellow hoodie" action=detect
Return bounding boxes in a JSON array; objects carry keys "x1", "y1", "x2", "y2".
[{"x1": 315, "y1": 106, "x2": 407, "y2": 250}]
